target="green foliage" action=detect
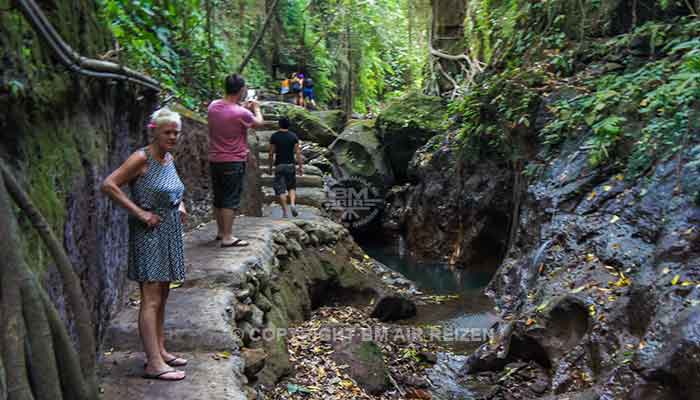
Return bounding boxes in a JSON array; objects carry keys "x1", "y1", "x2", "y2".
[
  {"x1": 467, "y1": 0, "x2": 529, "y2": 64},
  {"x1": 281, "y1": 0, "x2": 426, "y2": 110},
  {"x1": 540, "y1": 18, "x2": 700, "y2": 175},
  {"x1": 448, "y1": 66, "x2": 543, "y2": 162},
  {"x1": 376, "y1": 93, "x2": 448, "y2": 134},
  {"x1": 99, "y1": 0, "x2": 425, "y2": 111},
  {"x1": 100, "y1": 0, "x2": 212, "y2": 108}
]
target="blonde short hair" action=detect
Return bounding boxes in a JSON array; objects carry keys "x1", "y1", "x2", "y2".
[{"x1": 149, "y1": 107, "x2": 181, "y2": 131}]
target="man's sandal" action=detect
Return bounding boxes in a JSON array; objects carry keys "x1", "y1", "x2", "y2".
[{"x1": 142, "y1": 369, "x2": 185, "y2": 381}]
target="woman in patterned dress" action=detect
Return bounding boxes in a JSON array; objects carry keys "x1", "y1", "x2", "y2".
[{"x1": 101, "y1": 107, "x2": 188, "y2": 381}]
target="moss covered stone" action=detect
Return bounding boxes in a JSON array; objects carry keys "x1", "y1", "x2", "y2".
[
  {"x1": 329, "y1": 120, "x2": 394, "y2": 191},
  {"x1": 331, "y1": 336, "x2": 389, "y2": 394},
  {"x1": 260, "y1": 102, "x2": 338, "y2": 146},
  {"x1": 311, "y1": 110, "x2": 347, "y2": 134},
  {"x1": 285, "y1": 107, "x2": 338, "y2": 146},
  {"x1": 375, "y1": 94, "x2": 447, "y2": 182}
]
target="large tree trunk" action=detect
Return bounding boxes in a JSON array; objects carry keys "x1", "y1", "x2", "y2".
[
  {"x1": 430, "y1": 0, "x2": 467, "y2": 93},
  {"x1": 21, "y1": 281, "x2": 63, "y2": 400}
]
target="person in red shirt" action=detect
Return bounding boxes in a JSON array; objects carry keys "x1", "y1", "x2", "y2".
[{"x1": 207, "y1": 74, "x2": 263, "y2": 247}]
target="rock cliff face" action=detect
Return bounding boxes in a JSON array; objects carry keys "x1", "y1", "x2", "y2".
[
  {"x1": 0, "y1": 1, "x2": 157, "y2": 348},
  {"x1": 384, "y1": 131, "x2": 514, "y2": 265},
  {"x1": 455, "y1": 134, "x2": 699, "y2": 398},
  {"x1": 383, "y1": 81, "x2": 700, "y2": 399}
]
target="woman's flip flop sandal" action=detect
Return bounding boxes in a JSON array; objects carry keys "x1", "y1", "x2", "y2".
[
  {"x1": 144, "y1": 356, "x2": 188, "y2": 368},
  {"x1": 221, "y1": 238, "x2": 250, "y2": 248},
  {"x1": 142, "y1": 369, "x2": 185, "y2": 381},
  {"x1": 165, "y1": 357, "x2": 188, "y2": 367}
]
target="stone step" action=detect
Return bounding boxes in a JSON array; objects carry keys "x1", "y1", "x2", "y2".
[
  {"x1": 256, "y1": 130, "x2": 276, "y2": 144},
  {"x1": 105, "y1": 288, "x2": 239, "y2": 353},
  {"x1": 259, "y1": 120, "x2": 280, "y2": 130},
  {"x1": 262, "y1": 204, "x2": 324, "y2": 219},
  {"x1": 263, "y1": 187, "x2": 326, "y2": 209},
  {"x1": 260, "y1": 174, "x2": 323, "y2": 188},
  {"x1": 99, "y1": 351, "x2": 247, "y2": 400},
  {"x1": 260, "y1": 164, "x2": 324, "y2": 177},
  {"x1": 258, "y1": 154, "x2": 327, "y2": 176}
]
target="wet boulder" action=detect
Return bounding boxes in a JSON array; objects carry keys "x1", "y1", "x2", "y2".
[
  {"x1": 329, "y1": 120, "x2": 394, "y2": 191},
  {"x1": 529, "y1": 296, "x2": 590, "y2": 364},
  {"x1": 312, "y1": 110, "x2": 347, "y2": 134},
  {"x1": 375, "y1": 94, "x2": 447, "y2": 182},
  {"x1": 300, "y1": 142, "x2": 329, "y2": 162},
  {"x1": 286, "y1": 107, "x2": 339, "y2": 146},
  {"x1": 370, "y1": 295, "x2": 417, "y2": 322}
]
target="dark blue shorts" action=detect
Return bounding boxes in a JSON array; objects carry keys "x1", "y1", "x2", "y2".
[
  {"x1": 210, "y1": 161, "x2": 246, "y2": 209},
  {"x1": 273, "y1": 164, "x2": 297, "y2": 196},
  {"x1": 303, "y1": 88, "x2": 314, "y2": 100}
]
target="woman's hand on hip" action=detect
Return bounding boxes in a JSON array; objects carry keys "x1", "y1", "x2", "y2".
[
  {"x1": 139, "y1": 210, "x2": 161, "y2": 228},
  {"x1": 179, "y1": 203, "x2": 188, "y2": 225}
]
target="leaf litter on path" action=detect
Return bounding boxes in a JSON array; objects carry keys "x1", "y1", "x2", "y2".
[{"x1": 264, "y1": 305, "x2": 462, "y2": 400}]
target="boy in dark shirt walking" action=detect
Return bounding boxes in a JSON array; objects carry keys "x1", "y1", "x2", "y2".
[{"x1": 269, "y1": 117, "x2": 303, "y2": 217}]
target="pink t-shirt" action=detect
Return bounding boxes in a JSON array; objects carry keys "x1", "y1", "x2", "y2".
[{"x1": 207, "y1": 99, "x2": 255, "y2": 162}]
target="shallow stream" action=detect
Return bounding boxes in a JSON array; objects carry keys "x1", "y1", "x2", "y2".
[{"x1": 359, "y1": 234, "x2": 501, "y2": 398}]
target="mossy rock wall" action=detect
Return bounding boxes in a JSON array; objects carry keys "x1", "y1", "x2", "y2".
[
  {"x1": 0, "y1": 1, "x2": 157, "y2": 348},
  {"x1": 245, "y1": 222, "x2": 386, "y2": 386},
  {"x1": 375, "y1": 94, "x2": 447, "y2": 182}
]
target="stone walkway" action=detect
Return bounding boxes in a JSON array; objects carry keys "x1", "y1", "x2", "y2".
[
  {"x1": 99, "y1": 122, "x2": 336, "y2": 398},
  {"x1": 98, "y1": 209, "x2": 321, "y2": 400}
]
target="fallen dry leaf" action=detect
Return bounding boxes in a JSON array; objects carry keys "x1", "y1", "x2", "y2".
[{"x1": 672, "y1": 274, "x2": 681, "y2": 285}]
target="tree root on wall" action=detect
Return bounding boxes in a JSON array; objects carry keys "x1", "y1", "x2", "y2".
[
  {"x1": 0, "y1": 162, "x2": 97, "y2": 400},
  {"x1": 425, "y1": 32, "x2": 485, "y2": 99}
]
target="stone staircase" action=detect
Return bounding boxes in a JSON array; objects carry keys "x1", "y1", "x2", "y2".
[
  {"x1": 98, "y1": 214, "x2": 324, "y2": 400},
  {"x1": 255, "y1": 130, "x2": 328, "y2": 212}
]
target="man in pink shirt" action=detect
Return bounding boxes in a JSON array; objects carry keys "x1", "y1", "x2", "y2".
[{"x1": 208, "y1": 74, "x2": 263, "y2": 247}]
